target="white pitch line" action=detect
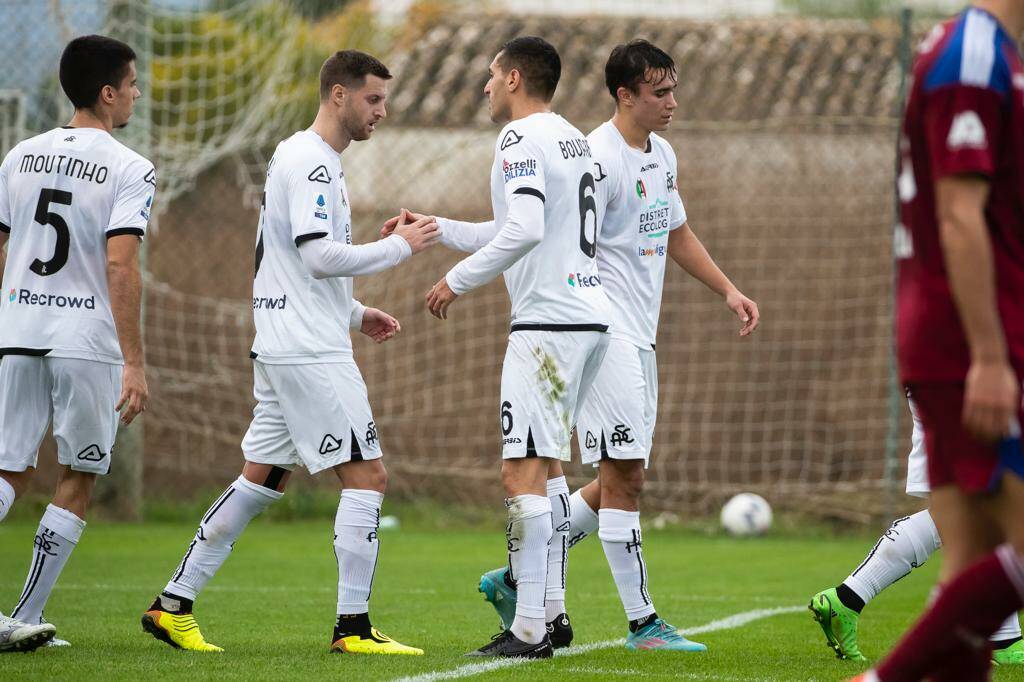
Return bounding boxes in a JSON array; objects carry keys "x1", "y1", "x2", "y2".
[{"x1": 393, "y1": 605, "x2": 805, "y2": 682}]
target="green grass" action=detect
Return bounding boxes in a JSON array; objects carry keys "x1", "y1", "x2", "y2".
[{"x1": 1, "y1": 518, "x2": 1023, "y2": 681}]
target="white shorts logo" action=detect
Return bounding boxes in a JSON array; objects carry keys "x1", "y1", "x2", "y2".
[{"x1": 947, "y1": 111, "x2": 987, "y2": 150}]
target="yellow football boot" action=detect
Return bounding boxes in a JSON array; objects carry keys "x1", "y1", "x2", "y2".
[
  {"x1": 142, "y1": 609, "x2": 223, "y2": 652},
  {"x1": 330, "y1": 627, "x2": 423, "y2": 655}
]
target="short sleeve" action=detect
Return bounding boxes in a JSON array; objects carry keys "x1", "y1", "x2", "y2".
[
  {"x1": 0, "y1": 150, "x2": 12, "y2": 233},
  {"x1": 667, "y1": 161, "x2": 687, "y2": 230},
  {"x1": 923, "y1": 84, "x2": 1005, "y2": 181},
  {"x1": 107, "y1": 158, "x2": 156, "y2": 239},
  {"x1": 285, "y1": 157, "x2": 337, "y2": 247},
  {"x1": 497, "y1": 127, "x2": 546, "y2": 206}
]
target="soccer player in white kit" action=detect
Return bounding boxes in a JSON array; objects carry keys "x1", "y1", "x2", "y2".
[
  {"x1": 418, "y1": 36, "x2": 613, "y2": 659},
  {"x1": 0, "y1": 35, "x2": 153, "y2": 653},
  {"x1": 471, "y1": 39, "x2": 760, "y2": 651},
  {"x1": 809, "y1": 397, "x2": 1024, "y2": 664},
  {"x1": 142, "y1": 51, "x2": 436, "y2": 655}
]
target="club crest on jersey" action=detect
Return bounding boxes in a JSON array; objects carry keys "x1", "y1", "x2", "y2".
[
  {"x1": 500, "y1": 129, "x2": 523, "y2": 150},
  {"x1": 308, "y1": 165, "x2": 332, "y2": 183},
  {"x1": 635, "y1": 179, "x2": 647, "y2": 199},
  {"x1": 503, "y1": 158, "x2": 537, "y2": 182},
  {"x1": 314, "y1": 194, "x2": 328, "y2": 220},
  {"x1": 666, "y1": 172, "x2": 677, "y2": 191}
]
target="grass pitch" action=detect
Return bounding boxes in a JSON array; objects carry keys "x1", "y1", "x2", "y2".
[{"x1": 1, "y1": 516, "x2": 1022, "y2": 681}]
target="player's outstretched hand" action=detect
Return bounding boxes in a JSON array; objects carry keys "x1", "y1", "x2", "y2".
[
  {"x1": 360, "y1": 307, "x2": 401, "y2": 344},
  {"x1": 116, "y1": 363, "x2": 149, "y2": 425},
  {"x1": 425, "y1": 276, "x2": 458, "y2": 320},
  {"x1": 381, "y1": 208, "x2": 432, "y2": 238},
  {"x1": 963, "y1": 359, "x2": 1020, "y2": 441},
  {"x1": 726, "y1": 289, "x2": 760, "y2": 336},
  {"x1": 392, "y1": 210, "x2": 439, "y2": 254}
]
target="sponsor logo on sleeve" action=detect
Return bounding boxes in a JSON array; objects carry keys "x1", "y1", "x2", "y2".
[
  {"x1": 314, "y1": 194, "x2": 328, "y2": 220},
  {"x1": 140, "y1": 195, "x2": 152, "y2": 220},
  {"x1": 594, "y1": 162, "x2": 607, "y2": 182},
  {"x1": 499, "y1": 129, "x2": 523, "y2": 150},
  {"x1": 502, "y1": 158, "x2": 537, "y2": 182},
  {"x1": 308, "y1": 165, "x2": 332, "y2": 183},
  {"x1": 946, "y1": 110, "x2": 987, "y2": 150},
  {"x1": 144, "y1": 168, "x2": 156, "y2": 186}
]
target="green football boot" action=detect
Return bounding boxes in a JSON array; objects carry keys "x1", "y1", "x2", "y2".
[
  {"x1": 809, "y1": 588, "x2": 867, "y2": 661},
  {"x1": 993, "y1": 639, "x2": 1024, "y2": 665},
  {"x1": 478, "y1": 567, "x2": 516, "y2": 631}
]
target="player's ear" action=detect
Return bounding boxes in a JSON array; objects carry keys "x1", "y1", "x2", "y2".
[
  {"x1": 331, "y1": 83, "x2": 345, "y2": 106},
  {"x1": 99, "y1": 84, "x2": 116, "y2": 106},
  {"x1": 616, "y1": 86, "x2": 634, "y2": 108},
  {"x1": 506, "y1": 67, "x2": 521, "y2": 94}
]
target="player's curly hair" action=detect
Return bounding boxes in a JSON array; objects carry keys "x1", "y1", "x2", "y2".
[
  {"x1": 59, "y1": 35, "x2": 137, "y2": 110},
  {"x1": 497, "y1": 36, "x2": 561, "y2": 102},
  {"x1": 605, "y1": 39, "x2": 676, "y2": 101},
  {"x1": 319, "y1": 50, "x2": 392, "y2": 100}
]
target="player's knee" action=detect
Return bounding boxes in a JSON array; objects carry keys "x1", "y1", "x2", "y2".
[
  {"x1": 1, "y1": 470, "x2": 32, "y2": 497},
  {"x1": 604, "y1": 461, "x2": 645, "y2": 500}
]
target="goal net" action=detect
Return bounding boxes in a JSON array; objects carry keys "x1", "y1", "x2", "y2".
[{"x1": 0, "y1": 0, "x2": 919, "y2": 522}]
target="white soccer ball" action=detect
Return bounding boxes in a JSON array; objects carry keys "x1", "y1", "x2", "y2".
[{"x1": 720, "y1": 493, "x2": 772, "y2": 536}]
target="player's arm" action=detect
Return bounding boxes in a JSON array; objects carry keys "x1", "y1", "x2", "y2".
[
  {"x1": 936, "y1": 176, "x2": 1016, "y2": 439},
  {"x1": 426, "y1": 139, "x2": 547, "y2": 319},
  {"x1": 0, "y1": 151, "x2": 11, "y2": 275},
  {"x1": 107, "y1": 234, "x2": 147, "y2": 424},
  {"x1": 106, "y1": 160, "x2": 154, "y2": 425},
  {"x1": 286, "y1": 167, "x2": 437, "y2": 279},
  {"x1": 667, "y1": 224, "x2": 758, "y2": 336},
  {"x1": 925, "y1": 77, "x2": 1015, "y2": 439},
  {"x1": 381, "y1": 210, "x2": 497, "y2": 254},
  {"x1": 426, "y1": 192, "x2": 543, "y2": 319}
]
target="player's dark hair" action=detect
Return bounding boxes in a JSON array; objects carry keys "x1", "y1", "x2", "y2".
[
  {"x1": 59, "y1": 35, "x2": 137, "y2": 110},
  {"x1": 497, "y1": 36, "x2": 561, "y2": 102},
  {"x1": 319, "y1": 50, "x2": 392, "y2": 100},
  {"x1": 605, "y1": 39, "x2": 676, "y2": 101}
]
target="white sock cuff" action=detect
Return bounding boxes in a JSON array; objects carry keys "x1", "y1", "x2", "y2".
[
  {"x1": 569, "y1": 489, "x2": 599, "y2": 525},
  {"x1": 235, "y1": 475, "x2": 284, "y2": 501},
  {"x1": 546, "y1": 476, "x2": 569, "y2": 498},
  {"x1": 507, "y1": 494, "x2": 551, "y2": 521},
  {"x1": 336, "y1": 489, "x2": 384, "y2": 529},
  {"x1": 598, "y1": 508, "x2": 641, "y2": 542},
  {"x1": 997, "y1": 543, "x2": 1024, "y2": 602},
  {"x1": 42, "y1": 503, "x2": 86, "y2": 543}
]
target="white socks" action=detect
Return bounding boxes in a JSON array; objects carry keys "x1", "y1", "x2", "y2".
[
  {"x1": 334, "y1": 489, "x2": 384, "y2": 615},
  {"x1": 507, "y1": 494, "x2": 552, "y2": 644},
  {"x1": 0, "y1": 476, "x2": 14, "y2": 523},
  {"x1": 546, "y1": 476, "x2": 570, "y2": 621},
  {"x1": 12, "y1": 504, "x2": 86, "y2": 624},
  {"x1": 844, "y1": 510, "x2": 941, "y2": 605},
  {"x1": 567, "y1": 488, "x2": 599, "y2": 548},
  {"x1": 165, "y1": 476, "x2": 281, "y2": 600},
  {"x1": 599, "y1": 508, "x2": 655, "y2": 622}
]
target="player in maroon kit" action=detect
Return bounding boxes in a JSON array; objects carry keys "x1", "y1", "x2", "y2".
[{"x1": 854, "y1": 1, "x2": 1024, "y2": 681}]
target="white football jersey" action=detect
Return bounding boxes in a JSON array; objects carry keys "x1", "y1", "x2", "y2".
[
  {"x1": 589, "y1": 121, "x2": 686, "y2": 348},
  {"x1": 250, "y1": 130, "x2": 358, "y2": 363},
  {"x1": 0, "y1": 127, "x2": 155, "y2": 363},
  {"x1": 490, "y1": 112, "x2": 610, "y2": 329}
]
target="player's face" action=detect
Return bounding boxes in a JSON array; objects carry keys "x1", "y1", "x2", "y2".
[
  {"x1": 343, "y1": 75, "x2": 388, "y2": 141},
  {"x1": 630, "y1": 69, "x2": 677, "y2": 133},
  {"x1": 484, "y1": 56, "x2": 511, "y2": 124},
  {"x1": 111, "y1": 61, "x2": 141, "y2": 129}
]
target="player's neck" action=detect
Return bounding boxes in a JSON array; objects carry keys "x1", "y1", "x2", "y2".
[
  {"x1": 309, "y1": 110, "x2": 351, "y2": 154},
  {"x1": 507, "y1": 98, "x2": 549, "y2": 122},
  {"x1": 66, "y1": 109, "x2": 114, "y2": 134},
  {"x1": 611, "y1": 112, "x2": 651, "y2": 151},
  {"x1": 974, "y1": 0, "x2": 1024, "y2": 35}
]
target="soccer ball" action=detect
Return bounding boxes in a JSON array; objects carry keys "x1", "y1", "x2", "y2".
[{"x1": 720, "y1": 493, "x2": 772, "y2": 536}]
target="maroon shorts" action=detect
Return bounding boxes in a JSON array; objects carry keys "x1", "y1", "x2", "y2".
[{"x1": 907, "y1": 382, "x2": 1011, "y2": 494}]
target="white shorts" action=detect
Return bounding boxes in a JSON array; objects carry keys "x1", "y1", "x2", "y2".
[
  {"x1": 905, "y1": 398, "x2": 929, "y2": 498},
  {"x1": 0, "y1": 355, "x2": 121, "y2": 475},
  {"x1": 241, "y1": 360, "x2": 381, "y2": 475},
  {"x1": 577, "y1": 338, "x2": 656, "y2": 466},
  {"x1": 500, "y1": 329, "x2": 609, "y2": 461}
]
